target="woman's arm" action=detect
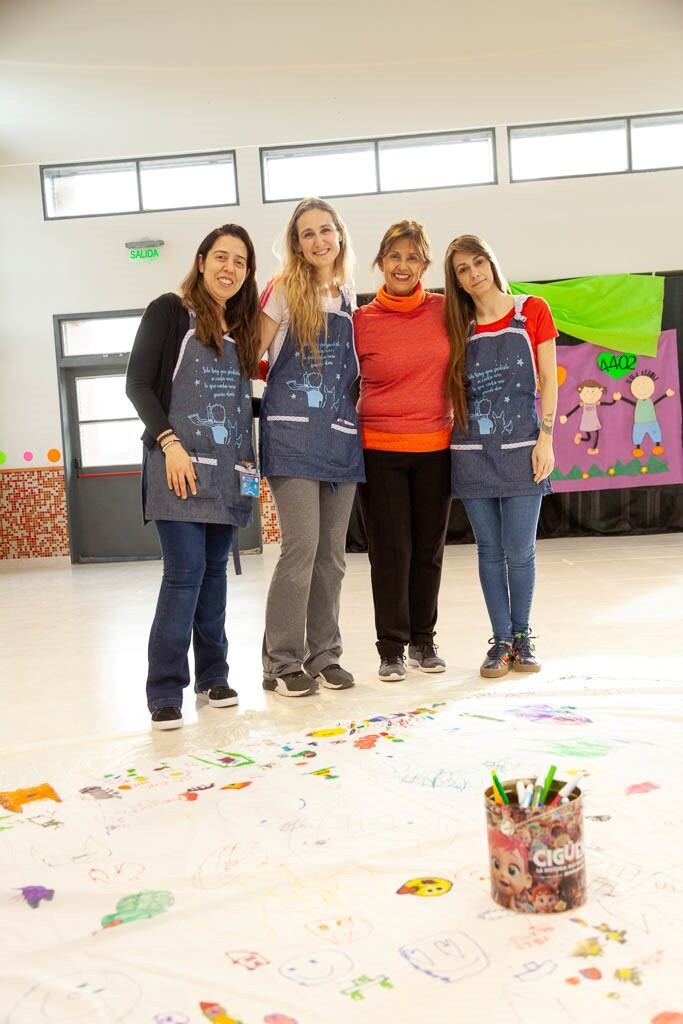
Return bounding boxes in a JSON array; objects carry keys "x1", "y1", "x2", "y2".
[
  {"x1": 532, "y1": 339, "x2": 558, "y2": 483},
  {"x1": 259, "y1": 310, "x2": 279, "y2": 359},
  {"x1": 125, "y1": 295, "x2": 196, "y2": 499}
]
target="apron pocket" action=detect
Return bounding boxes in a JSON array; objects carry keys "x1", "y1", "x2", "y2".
[
  {"x1": 265, "y1": 415, "x2": 309, "y2": 461},
  {"x1": 450, "y1": 443, "x2": 487, "y2": 492},
  {"x1": 498, "y1": 439, "x2": 536, "y2": 483},
  {"x1": 190, "y1": 454, "x2": 220, "y2": 500},
  {"x1": 328, "y1": 420, "x2": 359, "y2": 468}
]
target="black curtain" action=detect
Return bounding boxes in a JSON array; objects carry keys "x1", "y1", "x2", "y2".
[{"x1": 346, "y1": 273, "x2": 683, "y2": 551}]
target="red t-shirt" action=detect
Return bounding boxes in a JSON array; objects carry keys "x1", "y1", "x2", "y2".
[
  {"x1": 354, "y1": 291, "x2": 452, "y2": 451},
  {"x1": 475, "y1": 296, "x2": 557, "y2": 369}
]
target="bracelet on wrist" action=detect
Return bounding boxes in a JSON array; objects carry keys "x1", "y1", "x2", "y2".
[
  {"x1": 157, "y1": 428, "x2": 174, "y2": 442},
  {"x1": 161, "y1": 438, "x2": 181, "y2": 454}
]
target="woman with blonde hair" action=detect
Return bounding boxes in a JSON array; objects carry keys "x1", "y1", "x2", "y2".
[
  {"x1": 126, "y1": 224, "x2": 260, "y2": 729},
  {"x1": 444, "y1": 234, "x2": 557, "y2": 678},
  {"x1": 259, "y1": 198, "x2": 364, "y2": 697},
  {"x1": 354, "y1": 221, "x2": 452, "y2": 681}
]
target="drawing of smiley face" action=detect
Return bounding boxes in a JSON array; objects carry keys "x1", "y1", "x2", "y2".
[
  {"x1": 8, "y1": 972, "x2": 141, "y2": 1022},
  {"x1": 397, "y1": 876, "x2": 453, "y2": 897},
  {"x1": 279, "y1": 951, "x2": 353, "y2": 986}
]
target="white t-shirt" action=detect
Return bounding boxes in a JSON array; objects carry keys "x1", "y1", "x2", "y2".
[{"x1": 261, "y1": 279, "x2": 355, "y2": 366}]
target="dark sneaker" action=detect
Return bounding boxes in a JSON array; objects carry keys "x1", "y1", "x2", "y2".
[
  {"x1": 378, "y1": 655, "x2": 407, "y2": 682},
  {"x1": 480, "y1": 638, "x2": 514, "y2": 679},
  {"x1": 197, "y1": 685, "x2": 239, "y2": 707},
  {"x1": 513, "y1": 632, "x2": 542, "y2": 673},
  {"x1": 151, "y1": 706, "x2": 183, "y2": 731},
  {"x1": 315, "y1": 664, "x2": 355, "y2": 690},
  {"x1": 407, "y1": 642, "x2": 446, "y2": 673},
  {"x1": 263, "y1": 670, "x2": 316, "y2": 698}
]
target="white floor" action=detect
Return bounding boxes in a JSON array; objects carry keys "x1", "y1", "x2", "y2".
[
  {"x1": 1, "y1": 534, "x2": 681, "y2": 746},
  {"x1": 1, "y1": 535, "x2": 682, "y2": 1024}
]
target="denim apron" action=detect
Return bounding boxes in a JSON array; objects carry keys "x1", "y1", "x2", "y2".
[
  {"x1": 259, "y1": 287, "x2": 365, "y2": 483},
  {"x1": 450, "y1": 295, "x2": 551, "y2": 499},
  {"x1": 143, "y1": 313, "x2": 255, "y2": 526}
]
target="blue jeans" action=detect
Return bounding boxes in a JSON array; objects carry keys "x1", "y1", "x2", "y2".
[
  {"x1": 462, "y1": 494, "x2": 542, "y2": 641},
  {"x1": 147, "y1": 520, "x2": 234, "y2": 711}
]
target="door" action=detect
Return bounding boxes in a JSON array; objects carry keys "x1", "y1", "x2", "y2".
[{"x1": 55, "y1": 311, "x2": 262, "y2": 562}]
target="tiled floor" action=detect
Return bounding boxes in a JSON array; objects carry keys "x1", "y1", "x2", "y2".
[{"x1": 1, "y1": 533, "x2": 680, "y2": 748}]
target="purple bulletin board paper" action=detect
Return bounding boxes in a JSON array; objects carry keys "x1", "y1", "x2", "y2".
[{"x1": 550, "y1": 330, "x2": 682, "y2": 493}]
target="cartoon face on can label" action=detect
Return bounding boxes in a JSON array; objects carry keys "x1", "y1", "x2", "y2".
[{"x1": 279, "y1": 951, "x2": 353, "y2": 986}]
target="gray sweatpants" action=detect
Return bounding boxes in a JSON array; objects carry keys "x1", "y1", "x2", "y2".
[{"x1": 263, "y1": 477, "x2": 357, "y2": 679}]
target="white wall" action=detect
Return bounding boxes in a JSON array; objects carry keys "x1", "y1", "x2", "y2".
[{"x1": 1, "y1": 0, "x2": 683, "y2": 468}]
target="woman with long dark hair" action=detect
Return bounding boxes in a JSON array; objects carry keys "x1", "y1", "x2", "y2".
[
  {"x1": 444, "y1": 234, "x2": 557, "y2": 678},
  {"x1": 126, "y1": 224, "x2": 260, "y2": 729}
]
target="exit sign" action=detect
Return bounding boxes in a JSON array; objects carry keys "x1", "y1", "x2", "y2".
[{"x1": 130, "y1": 247, "x2": 160, "y2": 261}]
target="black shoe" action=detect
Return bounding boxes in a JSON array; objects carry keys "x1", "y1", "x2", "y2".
[
  {"x1": 314, "y1": 664, "x2": 355, "y2": 690},
  {"x1": 378, "y1": 655, "x2": 407, "y2": 682},
  {"x1": 407, "y1": 641, "x2": 446, "y2": 673},
  {"x1": 262, "y1": 670, "x2": 316, "y2": 698},
  {"x1": 197, "y1": 685, "x2": 239, "y2": 707},
  {"x1": 151, "y1": 706, "x2": 183, "y2": 731}
]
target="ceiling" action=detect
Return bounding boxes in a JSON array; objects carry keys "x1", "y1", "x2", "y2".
[{"x1": 2, "y1": 0, "x2": 682, "y2": 71}]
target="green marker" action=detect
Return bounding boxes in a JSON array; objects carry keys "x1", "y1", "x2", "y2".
[
  {"x1": 530, "y1": 784, "x2": 543, "y2": 810},
  {"x1": 540, "y1": 764, "x2": 557, "y2": 803},
  {"x1": 491, "y1": 771, "x2": 510, "y2": 805}
]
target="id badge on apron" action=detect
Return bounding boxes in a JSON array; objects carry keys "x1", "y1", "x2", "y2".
[{"x1": 235, "y1": 461, "x2": 260, "y2": 497}]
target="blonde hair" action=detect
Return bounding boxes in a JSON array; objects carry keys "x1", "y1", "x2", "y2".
[
  {"x1": 443, "y1": 235, "x2": 509, "y2": 432},
  {"x1": 373, "y1": 220, "x2": 432, "y2": 269},
  {"x1": 278, "y1": 198, "x2": 354, "y2": 364}
]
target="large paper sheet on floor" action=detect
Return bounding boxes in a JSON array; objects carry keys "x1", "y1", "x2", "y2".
[{"x1": 2, "y1": 676, "x2": 682, "y2": 1024}]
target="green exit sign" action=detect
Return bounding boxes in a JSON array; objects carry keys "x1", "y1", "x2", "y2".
[{"x1": 130, "y1": 247, "x2": 160, "y2": 261}]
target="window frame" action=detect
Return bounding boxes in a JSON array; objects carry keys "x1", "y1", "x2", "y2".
[
  {"x1": 259, "y1": 127, "x2": 497, "y2": 203},
  {"x1": 40, "y1": 149, "x2": 239, "y2": 221},
  {"x1": 507, "y1": 112, "x2": 683, "y2": 183}
]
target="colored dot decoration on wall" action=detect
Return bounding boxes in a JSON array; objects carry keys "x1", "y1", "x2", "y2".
[
  {"x1": 0, "y1": 448, "x2": 62, "y2": 466},
  {"x1": 0, "y1": 450, "x2": 6, "y2": 465},
  {"x1": 23, "y1": 451, "x2": 34, "y2": 462},
  {"x1": 47, "y1": 448, "x2": 62, "y2": 463}
]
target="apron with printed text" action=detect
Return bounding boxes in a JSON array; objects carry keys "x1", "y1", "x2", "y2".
[
  {"x1": 259, "y1": 288, "x2": 365, "y2": 483},
  {"x1": 143, "y1": 313, "x2": 255, "y2": 526},
  {"x1": 450, "y1": 295, "x2": 551, "y2": 499}
]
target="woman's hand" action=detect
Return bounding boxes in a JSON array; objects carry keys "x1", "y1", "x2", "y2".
[
  {"x1": 164, "y1": 443, "x2": 197, "y2": 499},
  {"x1": 532, "y1": 436, "x2": 555, "y2": 483}
]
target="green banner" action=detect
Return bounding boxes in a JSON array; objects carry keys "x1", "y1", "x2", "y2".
[{"x1": 510, "y1": 274, "x2": 664, "y2": 357}]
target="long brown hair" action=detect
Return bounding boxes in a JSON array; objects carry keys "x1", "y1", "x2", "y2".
[
  {"x1": 180, "y1": 224, "x2": 260, "y2": 377},
  {"x1": 443, "y1": 234, "x2": 509, "y2": 432},
  {"x1": 279, "y1": 198, "x2": 354, "y2": 363}
]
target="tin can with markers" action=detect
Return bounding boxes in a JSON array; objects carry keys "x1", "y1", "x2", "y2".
[{"x1": 484, "y1": 778, "x2": 586, "y2": 913}]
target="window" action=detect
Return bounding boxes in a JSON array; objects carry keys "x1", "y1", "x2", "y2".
[
  {"x1": 60, "y1": 315, "x2": 142, "y2": 357},
  {"x1": 41, "y1": 151, "x2": 237, "y2": 219},
  {"x1": 262, "y1": 142, "x2": 377, "y2": 202},
  {"x1": 261, "y1": 129, "x2": 496, "y2": 201},
  {"x1": 509, "y1": 119, "x2": 628, "y2": 181},
  {"x1": 378, "y1": 131, "x2": 495, "y2": 192},
  {"x1": 630, "y1": 113, "x2": 683, "y2": 170},
  {"x1": 75, "y1": 375, "x2": 142, "y2": 467}
]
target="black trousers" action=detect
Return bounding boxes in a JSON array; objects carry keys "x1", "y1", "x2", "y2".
[{"x1": 359, "y1": 448, "x2": 452, "y2": 657}]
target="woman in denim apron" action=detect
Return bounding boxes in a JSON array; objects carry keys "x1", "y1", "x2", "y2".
[
  {"x1": 126, "y1": 225, "x2": 260, "y2": 729},
  {"x1": 444, "y1": 235, "x2": 558, "y2": 679},
  {"x1": 259, "y1": 198, "x2": 364, "y2": 697}
]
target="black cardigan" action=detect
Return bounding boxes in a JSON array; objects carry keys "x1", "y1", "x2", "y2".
[{"x1": 125, "y1": 292, "x2": 191, "y2": 450}]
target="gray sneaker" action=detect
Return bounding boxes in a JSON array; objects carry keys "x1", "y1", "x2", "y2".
[
  {"x1": 263, "y1": 671, "x2": 316, "y2": 697},
  {"x1": 378, "y1": 656, "x2": 406, "y2": 682},
  {"x1": 315, "y1": 664, "x2": 355, "y2": 690},
  {"x1": 407, "y1": 642, "x2": 446, "y2": 673}
]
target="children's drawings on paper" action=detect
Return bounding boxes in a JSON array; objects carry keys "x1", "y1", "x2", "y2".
[
  {"x1": 101, "y1": 889, "x2": 174, "y2": 928},
  {"x1": 341, "y1": 974, "x2": 393, "y2": 1000},
  {"x1": 0, "y1": 783, "x2": 62, "y2": 813},
  {"x1": 399, "y1": 930, "x2": 489, "y2": 983},
  {"x1": 7, "y1": 971, "x2": 141, "y2": 1023},
  {"x1": 396, "y1": 876, "x2": 453, "y2": 897},
  {"x1": 226, "y1": 950, "x2": 270, "y2": 971},
  {"x1": 279, "y1": 950, "x2": 353, "y2": 986},
  {"x1": 306, "y1": 915, "x2": 373, "y2": 944}
]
